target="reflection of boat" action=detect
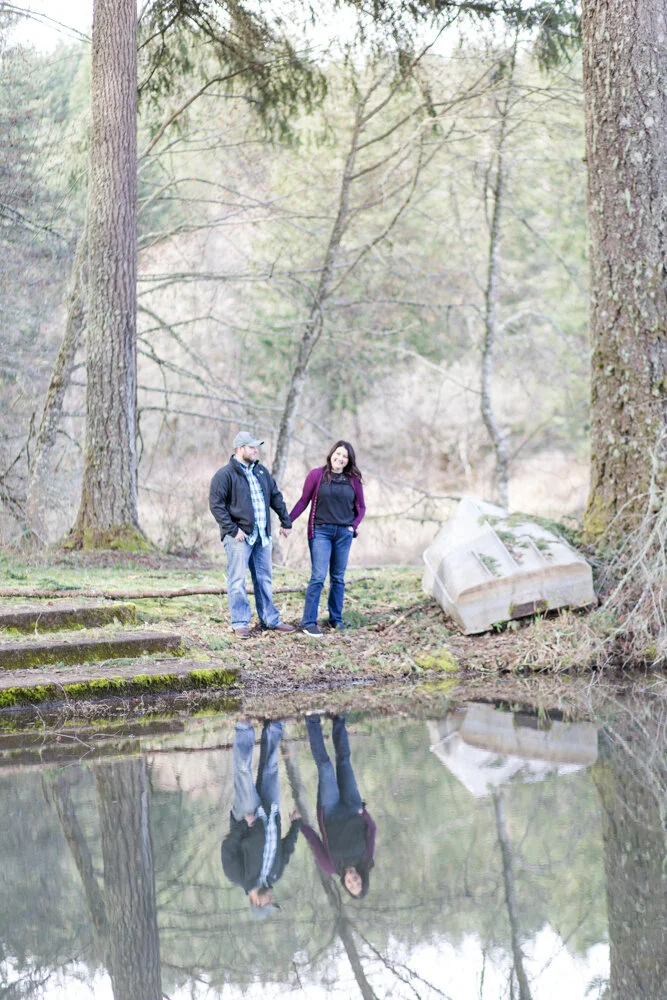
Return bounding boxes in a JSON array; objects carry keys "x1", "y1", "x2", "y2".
[
  {"x1": 422, "y1": 497, "x2": 595, "y2": 633},
  {"x1": 428, "y1": 703, "x2": 598, "y2": 797}
]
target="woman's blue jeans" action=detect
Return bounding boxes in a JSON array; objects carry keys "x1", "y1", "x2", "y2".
[
  {"x1": 306, "y1": 714, "x2": 362, "y2": 821},
  {"x1": 302, "y1": 524, "x2": 353, "y2": 627}
]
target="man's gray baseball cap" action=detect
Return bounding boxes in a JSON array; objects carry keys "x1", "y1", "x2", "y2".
[{"x1": 233, "y1": 431, "x2": 264, "y2": 448}]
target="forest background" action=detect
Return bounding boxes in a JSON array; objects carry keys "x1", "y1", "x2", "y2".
[{"x1": 0, "y1": 2, "x2": 589, "y2": 567}]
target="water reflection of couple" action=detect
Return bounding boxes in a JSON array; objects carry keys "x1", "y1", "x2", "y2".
[{"x1": 221, "y1": 714, "x2": 375, "y2": 916}]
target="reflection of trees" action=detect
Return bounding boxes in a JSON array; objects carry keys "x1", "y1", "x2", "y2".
[
  {"x1": 593, "y1": 698, "x2": 667, "y2": 1000},
  {"x1": 492, "y1": 790, "x2": 533, "y2": 1000},
  {"x1": 51, "y1": 757, "x2": 162, "y2": 1000},
  {"x1": 281, "y1": 741, "x2": 451, "y2": 1000}
]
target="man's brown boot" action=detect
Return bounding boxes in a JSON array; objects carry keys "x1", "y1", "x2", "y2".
[
  {"x1": 271, "y1": 622, "x2": 296, "y2": 634},
  {"x1": 234, "y1": 626, "x2": 250, "y2": 639}
]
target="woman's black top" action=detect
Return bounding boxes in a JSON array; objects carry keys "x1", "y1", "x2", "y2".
[
  {"x1": 315, "y1": 473, "x2": 356, "y2": 526},
  {"x1": 325, "y1": 813, "x2": 367, "y2": 867}
]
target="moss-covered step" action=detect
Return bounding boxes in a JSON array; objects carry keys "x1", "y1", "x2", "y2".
[
  {"x1": 0, "y1": 658, "x2": 238, "y2": 709},
  {"x1": 0, "y1": 601, "x2": 136, "y2": 633},
  {"x1": 0, "y1": 631, "x2": 184, "y2": 670}
]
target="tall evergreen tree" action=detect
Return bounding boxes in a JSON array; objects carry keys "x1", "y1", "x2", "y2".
[
  {"x1": 581, "y1": 0, "x2": 667, "y2": 540},
  {"x1": 70, "y1": 0, "x2": 140, "y2": 547}
]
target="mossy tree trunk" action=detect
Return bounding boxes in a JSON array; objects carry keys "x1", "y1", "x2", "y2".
[
  {"x1": 582, "y1": 0, "x2": 667, "y2": 539},
  {"x1": 70, "y1": 0, "x2": 143, "y2": 549},
  {"x1": 95, "y1": 757, "x2": 162, "y2": 1000}
]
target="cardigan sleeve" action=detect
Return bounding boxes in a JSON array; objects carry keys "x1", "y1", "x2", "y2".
[
  {"x1": 289, "y1": 469, "x2": 319, "y2": 523},
  {"x1": 300, "y1": 821, "x2": 337, "y2": 876},
  {"x1": 352, "y1": 479, "x2": 366, "y2": 536}
]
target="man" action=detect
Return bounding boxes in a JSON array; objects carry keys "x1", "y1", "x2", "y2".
[
  {"x1": 221, "y1": 719, "x2": 301, "y2": 918},
  {"x1": 209, "y1": 432, "x2": 296, "y2": 638}
]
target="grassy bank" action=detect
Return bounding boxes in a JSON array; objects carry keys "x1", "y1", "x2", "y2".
[{"x1": 0, "y1": 548, "x2": 652, "y2": 695}]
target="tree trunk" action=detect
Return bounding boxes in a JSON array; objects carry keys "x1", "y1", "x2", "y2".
[
  {"x1": 481, "y1": 141, "x2": 509, "y2": 509},
  {"x1": 95, "y1": 757, "x2": 162, "y2": 1000},
  {"x1": 70, "y1": 0, "x2": 143, "y2": 549},
  {"x1": 493, "y1": 790, "x2": 533, "y2": 1000},
  {"x1": 50, "y1": 772, "x2": 108, "y2": 945},
  {"x1": 593, "y1": 732, "x2": 667, "y2": 999},
  {"x1": 582, "y1": 0, "x2": 667, "y2": 539},
  {"x1": 26, "y1": 233, "x2": 86, "y2": 541},
  {"x1": 271, "y1": 117, "x2": 361, "y2": 488},
  {"x1": 480, "y1": 52, "x2": 515, "y2": 511}
]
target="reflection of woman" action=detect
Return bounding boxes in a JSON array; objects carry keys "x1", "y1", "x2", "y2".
[
  {"x1": 300, "y1": 714, "x2": 376, "y2": 898},
  {"x1": 289, "y1": 441, "x2": 366, "y2": 636}
]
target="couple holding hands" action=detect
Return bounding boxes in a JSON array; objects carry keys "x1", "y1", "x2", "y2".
[
  {"x1": 221, "y1": 713, "x2": 375, "y2": 916},
  {"x1": 209, "y1": 433, "x2": 366, "y2": 638}
]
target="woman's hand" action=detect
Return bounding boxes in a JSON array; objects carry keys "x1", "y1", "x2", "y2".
[
  {"x1": 290, "y1": 809, "x2": 302, "y2": 821},
  {"x1": 348, "y1": 527, "x2": 354, "y2": 533}
]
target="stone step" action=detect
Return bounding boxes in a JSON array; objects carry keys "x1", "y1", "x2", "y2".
[
  {"x1": 0, "y1": 658, "x2": 238, "y2": 711},
  {"x1": 0, "y1": 630, "x2": 184, "y2": 670},
  {"x1": 0, "y1": 601, "x2": 136, "y2": 633}
]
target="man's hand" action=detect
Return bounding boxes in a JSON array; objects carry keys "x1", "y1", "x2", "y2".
[
  {"x1": 244, "y1": 812, "x2": 256, "y2": 826},
  {"x1": 235, "y1": 528, "x2": 247, "y2": 542},
  {"x1": 289, "y1": 809, "x2": 302, "y2": 822},
  {"x1": 279, "y1": 527, "x2": 291, "y2": 538}
]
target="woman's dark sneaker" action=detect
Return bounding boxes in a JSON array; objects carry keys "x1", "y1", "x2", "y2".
[{"x1": 302, "y1": 624, "x2": 324, "y2": 637}]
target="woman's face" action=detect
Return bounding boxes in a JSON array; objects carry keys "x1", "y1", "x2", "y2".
[
  {"x1": 344, "y1": 867, "x2": 363, "y2": 896},
  {"x1": 330, "y1": 446, "x2": 349, "y2": 474}
]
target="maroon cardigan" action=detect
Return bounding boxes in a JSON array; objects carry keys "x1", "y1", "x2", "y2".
[{"x1": 289, "y1": 466, "x2": 366, "y2": 540}]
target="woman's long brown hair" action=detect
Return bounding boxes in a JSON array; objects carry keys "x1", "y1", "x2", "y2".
[{"x1": 323, "y1": 440, "x2": 363, "y2": 483}]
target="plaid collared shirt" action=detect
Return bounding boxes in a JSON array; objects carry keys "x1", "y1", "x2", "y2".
[
  {"x1": 256, "y1": 802, "x2": 279, "y2": 888},
  {"x1": 235, "y1": 457, "x2": 269, "y2": 547}
]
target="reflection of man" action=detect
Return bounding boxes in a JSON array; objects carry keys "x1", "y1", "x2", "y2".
[
  {"x1": 221, "y1": 720, "x2": 301, "y2": 917},
  {"x1": 209, "y1": 431, "x2": 296, "y2": 638}
]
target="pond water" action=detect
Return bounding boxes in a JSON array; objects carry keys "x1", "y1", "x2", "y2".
[{"x1": 1, "y1": 689, "x2": 665, "y2": 1000}]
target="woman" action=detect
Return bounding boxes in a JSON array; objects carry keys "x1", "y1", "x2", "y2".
[
  {"x1": 300, "y1": 713, "x2": 375, "y2": 899},
  {"x1": 289, "y1": 440, "x2": 366, "y2": 636}
]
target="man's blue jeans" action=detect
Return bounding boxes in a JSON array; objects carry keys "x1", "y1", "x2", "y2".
[
  {"x1": 302, "y1": 524, "x2": 353, "y2": 627},
  {"x1": 231, "y1": 721, "x2": 284, "y2": 820},
  {"x1": 306, "y1": 714, "x2": 362, "y2": 821},
  {"x1": 223, "y1": 534, "x2": 280, "y2": 629}
]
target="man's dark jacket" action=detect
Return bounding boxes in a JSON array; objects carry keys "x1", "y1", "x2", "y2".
[
  {"x1": 221, "y1": 812, "x2": 300, "y2": 892},
  {"x1": 209, "y1": 457, "x2": 292, "y2": 541}
]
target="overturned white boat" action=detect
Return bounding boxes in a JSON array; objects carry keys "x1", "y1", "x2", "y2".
[
  {"x1": 428, "y1": 703, "x2": 598, "y2": 797},
  {"x1": 422, "y1": 497, "x2": 595, "y2": 634}
]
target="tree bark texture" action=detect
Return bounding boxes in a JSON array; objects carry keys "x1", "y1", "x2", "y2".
[
  {"x1": 26, "y1": 233, "x2": 86, "y2": 540},
  {"x1": 72, "y1": 0, "x2": 140, "y2": 546},
  {"x1": 593, "y1": 733, "x2": 667, "y2": 1000},
  {"x1": 95, "y1": 757, "x2": 162, "y2": 1000},
  {"x1": 582, "y1": 0, "x2": 667, "y2": 538}
]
